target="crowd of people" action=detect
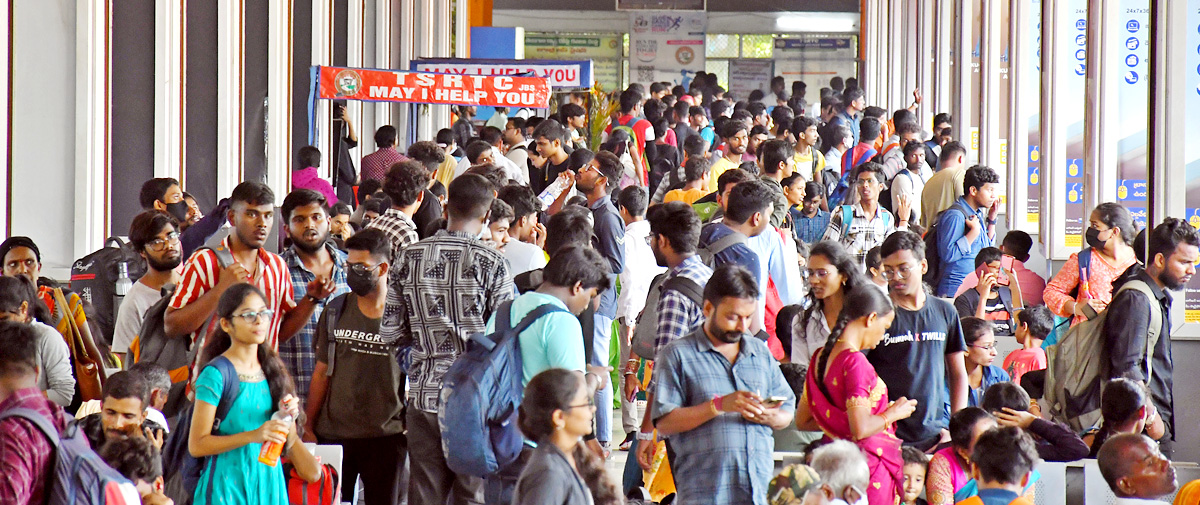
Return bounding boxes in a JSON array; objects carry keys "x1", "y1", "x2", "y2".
[{"x1": 0, "y1": 71, "x2": 1196, "y2": 505}]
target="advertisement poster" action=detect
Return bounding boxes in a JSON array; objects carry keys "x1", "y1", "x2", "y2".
[
  {"x1": 411, "y1": 58, "x2": 593, "y2": 89},
  {"x1": 1026, "y1": 0, "x2": 1042, "y2": 225},
  {"x1": 1113, "y1": 1, "x2": 1150, "y2": 229},
  {"x1": 772, "y1": 36, "x2": 859, "y2": 89},
  {"x1": 728, "y1": 60, "x2": 774, "y2": 102},
  {"x1": 628, "y1": 11, "x2": 706, "y2": 86},
  {"x1": 316, "y1": 66, "x2": 551, "y2": 108},
  {"x1": 524, "y1": 35, "x2": 622, "y2": 90},
  {"x1": 1183, "y1": 0, "x2": 1200, "y2": 322},
  {"x1": 1059, "y1": 1, "x2": 1088, "y2": 249}
]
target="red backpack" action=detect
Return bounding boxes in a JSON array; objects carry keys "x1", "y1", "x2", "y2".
[{"x1": 283, "y1": 461, "x2": 340, "y2": 505}]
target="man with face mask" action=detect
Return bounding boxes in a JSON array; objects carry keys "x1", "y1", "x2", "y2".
[
  {"x1": 111, "y1": 210, "x2": 184, "y2": 363},
  {"x1": 1101, "y1": 218, "x2": 1200, "y2": 455},
  {"x1": 279, "y1": 189, "x2": 350, "y2": 407},
  {"x1": 651, "y1": 264, "x2": 795, "y2": 505},
  {"x1": 305, "y1": 228, "x2": 406, "y2": 505},
  {"x1": 139, "y1": 177, "x2": 231, "y2": 258}
]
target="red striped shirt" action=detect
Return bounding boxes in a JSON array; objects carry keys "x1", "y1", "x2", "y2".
[{"x1": 168, "y1": 236, "x2": 297, "y2": 351}]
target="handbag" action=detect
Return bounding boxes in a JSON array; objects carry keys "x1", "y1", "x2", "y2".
[{"x1": 52, "y1": 287, "x2": 103, "y2": 401}]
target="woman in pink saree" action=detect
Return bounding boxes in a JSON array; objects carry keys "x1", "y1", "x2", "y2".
[{"x1": 796, "y1": 287, "x2": 917, "y2": 505}]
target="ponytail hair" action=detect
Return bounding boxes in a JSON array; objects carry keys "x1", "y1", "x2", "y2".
[
  {"x1": 197, "y1": 283, "x2": 295, "y2": 406},
  {"x1": 814, "y1": 285, "x2": 893, "y2": 403}
]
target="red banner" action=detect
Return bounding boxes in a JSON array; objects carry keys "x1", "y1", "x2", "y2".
[{"x1": 316, "y1": 66, "x2": 551, "y2": 108}]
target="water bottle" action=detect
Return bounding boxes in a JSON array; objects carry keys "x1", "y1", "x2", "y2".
[
  {"x1": 257, "y1": 410, "x2": 293, "y2": 466},
  {"x1": 114, "y1": 261, "x2": 132, "y2": 312},
  {"x1": 537, "y1": 172, "x2": 571, "y2": 207}
]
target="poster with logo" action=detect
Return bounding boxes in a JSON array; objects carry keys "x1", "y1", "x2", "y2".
[
  {"x1": 1025, "y1": 0, "x2": 1042, "y2": 227},
  {"x1": 316, "y1": 66, "x2": 552, "y2": 108},
  {"x1": 524, "y1": 35, "x2": 623, "y2": 91},
  {"x1": 1183, "y1": 0, "x2": 1200, "y2": 322},
  {"x1": 628, "y1": 11, "x2": 706, "y2": 86},
  {"x1": 1056, "y1": 1, "x2": 1088, "y2": 250},
  {"x1": 1114, "y1": 1, "x2": 1150, "y2": 229},
  {"x1": 411, "y1": 59, "x2": 593, "y2": 89}
]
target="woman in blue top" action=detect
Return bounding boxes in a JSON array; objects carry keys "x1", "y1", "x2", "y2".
[
  {"x1": 944, "y1": 317, "x2": 1011, "y2": 421},
  {"x1": 187, "y1": 284, "x2": 321, "y2": 505}
]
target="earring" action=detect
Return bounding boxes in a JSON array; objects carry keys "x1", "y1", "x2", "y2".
[{"x1": 555, "y1": 422, "x2": 565, "y2": 431}]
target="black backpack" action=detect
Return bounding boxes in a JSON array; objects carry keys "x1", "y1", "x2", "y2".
[
  {"x1": 70, "y1": 237, "x2": 148, "y2": 346},
  {"x1": 922, "y1": 202, "x2": 971, "y2": 287}
]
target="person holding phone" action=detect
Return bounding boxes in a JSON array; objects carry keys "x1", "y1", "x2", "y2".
[{"x1": 953, "y1": 248, "x2": 1023, "y2": 336}]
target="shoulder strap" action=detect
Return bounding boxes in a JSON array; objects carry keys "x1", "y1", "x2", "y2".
[
  {"x1": 661, "y1": 276, "x2": 704, "y2": 306},
  {"x1": 205, "y1": 356, "x2": 242, "y2": 431},
  {"x1": 198, "y1": 235, "x2": 235, "y2": 269},
  {"x1": 1114, "y1": 280, "x2": 1164, "y2": 382},
  {"x1": 0, "y1": 407, "x2": 61, "y2": 447},
  {"x1": 840, "y1": 205, "x2": 854, "y2": 239},
  {"x1": 323, "y1": 294, "x2": 350, "y2": 376},
  {"x1": 511, "y1": 303, "x2": 571, "y2": 337},
  {"x1": 1077, "y1": 248, "x2": 1092, "y2": 276},
  {"x1": 706, "y1": 231, "x2": 747, "y2": 257}
]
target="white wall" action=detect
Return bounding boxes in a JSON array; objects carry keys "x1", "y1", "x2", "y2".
[
  {"x1": 11, "y1": 0, "x2": 76, "y2": 279},
  {"x1": 492, "y1": 10, "x2": 859, "y2": 34}
]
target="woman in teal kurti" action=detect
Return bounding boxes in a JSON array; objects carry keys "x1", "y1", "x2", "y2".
[{"x1": 188, "y1": 284, "x2": 321, "y2": 505}]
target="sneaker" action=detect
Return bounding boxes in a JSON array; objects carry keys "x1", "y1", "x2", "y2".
[{"x1": 618, "y1": 432, "x2": 636, "y2": 451}]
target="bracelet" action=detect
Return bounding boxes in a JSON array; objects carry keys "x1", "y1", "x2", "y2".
[
  {"x1": 712, "y1": 394, "x2": 724, "y2": 414},
  {"x1": 709, "y1": 399, "x2": 720, "y2": 416},
  {"x1": 636, "y1": 431, "x2": 655, "y2": 441}
]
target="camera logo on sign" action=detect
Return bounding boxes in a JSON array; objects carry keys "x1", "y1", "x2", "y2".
[{"x1": 334, "y1": 69, "x2": 363, "y2": 97}]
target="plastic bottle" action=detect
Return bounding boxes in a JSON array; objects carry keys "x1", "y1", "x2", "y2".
[
  {"x1": 114, "y1": 261, "x2": 132, "y2": 312},
  {"x1": 257, "y1": 410, "x2": 292, "y2": 466},
  {"x1": 537, "y1": 172, "x2": 571, "y2": 207}
]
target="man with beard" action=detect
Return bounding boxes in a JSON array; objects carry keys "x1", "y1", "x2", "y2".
[
  {"x1": 707, "y1": 121, "x2": 749, "y2": 192},
  {"x1": 650, "y1": 264, "x2": 795, "y2": 505},
  {"x1": 1102, "y1": 218, "x2": 1200, "y2": 454},
  {"x1": 111, "y1": 210, "x2": 184, "y2": 363},
  {"x1": 78, "y1": 371, "x2": 164, "y2": 452},
  {"x1": 574, "y1": 151, "x2": 626, "y2": 456},
  {"x1": 164, "y1": 182, "x2": 335, "y2": 356},
  {"x1": 280, "y1": 189, "x2": 350, "y2": 406}
]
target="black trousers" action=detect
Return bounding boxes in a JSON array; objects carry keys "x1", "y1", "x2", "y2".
[
  {"x1": 407, "y1": 409, "x2": 484, "y2": 505},
  {"x1": 317, "y1": 432, "x2": 408, "y2": 505}
]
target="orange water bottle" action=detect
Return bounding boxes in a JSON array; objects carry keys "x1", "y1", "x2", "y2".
[{"x1": 257, "y1": 410, "x2": 292, "y2": 466}]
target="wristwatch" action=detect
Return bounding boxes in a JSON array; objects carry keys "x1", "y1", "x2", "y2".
[{"x1": 636, "y1": 431, "x2": 655, "y2": 441}]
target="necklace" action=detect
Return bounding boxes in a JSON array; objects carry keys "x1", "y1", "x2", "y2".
[{"x1": 238, "y1": 370, "x2": 266, "y2": 382}]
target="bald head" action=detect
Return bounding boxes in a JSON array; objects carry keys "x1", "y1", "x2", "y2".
[{"x1": 1097, "y1": 433, "x2": 1177, "y2": 499}]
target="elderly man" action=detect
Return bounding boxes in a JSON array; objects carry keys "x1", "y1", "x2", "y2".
[{"x1": 1097, "y1": 433, "x2": 1178, "y2": 504}]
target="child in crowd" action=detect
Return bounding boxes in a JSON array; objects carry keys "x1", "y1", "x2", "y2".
[
  {"x1": 927, "y1": 408, "x2": 998, "y2": 505},
  {"x1": 902, "y1": 446, "x2": 929, "y2": 505},
  {"x1": 961, "y1": 427, "x2": 1041, "y2": 505},
  {"x1": 864, "y1": 246, "x2": 888, "y2": 294},
  {"x1": 981, "y1": 382, "x2": 1090, "y2": 462},
  {"x1": 954, "y1": 248, "x2": 1022, "y2": 336},
  {"x1": 1002, "y1": 305, "x2": 1052, "y2": 386},
  {"x1": 99, "y1": 436, "x2": 173, "y2": 505},
  {"x1": 1083, "y1": 378, "x2": 1167, "y2": 458}
]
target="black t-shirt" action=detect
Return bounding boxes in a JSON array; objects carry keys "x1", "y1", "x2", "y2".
[
  {"x1": 953, "y1": 287, "x2": 1014, "y2": 336},
  {"x1": 314, "y1": 294, "x2": 405, "y2": 439},
  {"x1": 412, "y1": 189, "x2": 443, "y2": 240},
  {"x1": 865, "y1": 296, "x2": 965, "y2": 444}
]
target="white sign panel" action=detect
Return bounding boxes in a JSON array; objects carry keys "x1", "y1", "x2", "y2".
[{"x1": 629, "y1": 11, "x2": 706, "y2": 86}]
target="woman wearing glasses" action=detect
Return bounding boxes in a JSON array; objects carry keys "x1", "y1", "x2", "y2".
[
  {"x1": 513, "y1": 368, "x2": 623, "y2": 505},
  {"x1": 790, "y1": 241, "x2": 870, "y2": 363},
  {"x1": 945, "y1": 317, "x2": 1011, "y2": 418},
  {"x1": 188, "y1": 284, "x2": 321, "y2": 505}
]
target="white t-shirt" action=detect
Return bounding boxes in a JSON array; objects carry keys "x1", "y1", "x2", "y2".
[
  {"x1": 112, "y1": 281, "x2": 168, "y2": 354},
  {"x1": 503, "y1": 239, "x2": 548, "y2": 276}
]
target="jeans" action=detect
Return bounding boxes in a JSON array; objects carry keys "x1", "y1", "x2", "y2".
[{"x1": 592, "y1": 313, "x2": 615, "y2": 444}]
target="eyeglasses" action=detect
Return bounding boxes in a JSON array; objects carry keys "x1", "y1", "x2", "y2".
[
  {"x1": 567, "y1": 396, "x2": 596, "y2": 410},
  {"x1": 347, "y1": 263, "x2": 381, "y2": 276},
  {"x1": 578, "y1": 163, "x2": 599, "y2": 174},
  {"x1": 882, "y1": 264, "x2": 917, "y2": 280},
  {"x1": 147, "y1": 232, "x2": 181, "y2": 252},
  {"x1": 970, "y1": 343, "x2": 997, "y2": 351},
  {"x1": 807, "y1": 268, "x2": 836, "y2": 281},
  {"x1": 231, "y1": 309, "x2": 275, "y2": 323}
]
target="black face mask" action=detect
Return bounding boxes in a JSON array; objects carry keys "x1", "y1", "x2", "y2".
[
  {"x1": 1085, "y1": 227, "x2": 1106, "y2": 249},
  {"x1": 164, "y1": 201, "x2": 190, "y2": 223},
  {"x1": 346, "y1": 269, "x2": 378, "y2": 296}
]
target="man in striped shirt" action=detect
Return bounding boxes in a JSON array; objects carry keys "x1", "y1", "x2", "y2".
[{"x1": 164, "y1": 182, "x2": 336, "y2": 354}]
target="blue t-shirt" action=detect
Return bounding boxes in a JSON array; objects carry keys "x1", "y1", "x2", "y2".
[
  {"x1": 485, "y1": 291, "x2": 586, "y2": 386},
  {"x1": 865, "y1": 296, "x2": 966, "y2": 445},
  {"x1": 699, "y1": 222, "x2": 761, "y2": 279}
]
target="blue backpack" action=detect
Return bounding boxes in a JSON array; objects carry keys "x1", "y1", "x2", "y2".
[
  {"x1": 161, "y1": 356, "x2": 241, "y2": 498},
  {"x1": 0, "y1": 408, "x2": 136, "y2": 504},
  {"x1": 438, "y1": 300, "x2": 569, "y2": 477}
]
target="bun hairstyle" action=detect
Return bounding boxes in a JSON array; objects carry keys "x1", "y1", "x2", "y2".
[
  {"x1": 198, "y1": 283, "x2": 295, "y2": 407},
  {"x1": 814, "y1": 286, "x2": 893, "y2": 402},
  {"x1": 519, "y1": 369, "x2": 623, "y2": 505}
]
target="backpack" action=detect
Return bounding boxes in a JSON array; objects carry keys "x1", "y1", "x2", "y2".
[
  {"x1": 697, "y1": 231, "x2": 748, "y2": 269},
  {"x1": 631, "y1": 273, "x2": 705, "y2": 360},
  {"x1": 0, "y1": 408, "x2": 137, "y2": 504},
  {"x1": 284, "y1": 461, "x2": 340, "y2": 505},
  {"x1": 1043, "y1": 279, "x2": 1162, "y2": 432},
  {"x1": 161, "y1": 356, "x2": 242, "y2": 498},
  {"x1": 438, "y1": 300, "x2": 570, "y2": 477},
  {"x1": 613, "y1": 116, "x2": 649, "y2": 184},
  {"x1": 836, "y1": 204, "x2": 892, "y2": 241},
  {"x1": 127, "y1": 241, "x2": 234, "y2": 418},
  {"x1": 70, "y1": 237, "x2": 149, "y2": 346},
  {"x1": 922, "y1": 202, "x2": 971, "y2": 287}
]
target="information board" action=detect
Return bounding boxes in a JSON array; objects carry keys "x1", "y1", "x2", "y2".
[{"x1": 628, "y1": 11, "x2": 706, "y2": 86}]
